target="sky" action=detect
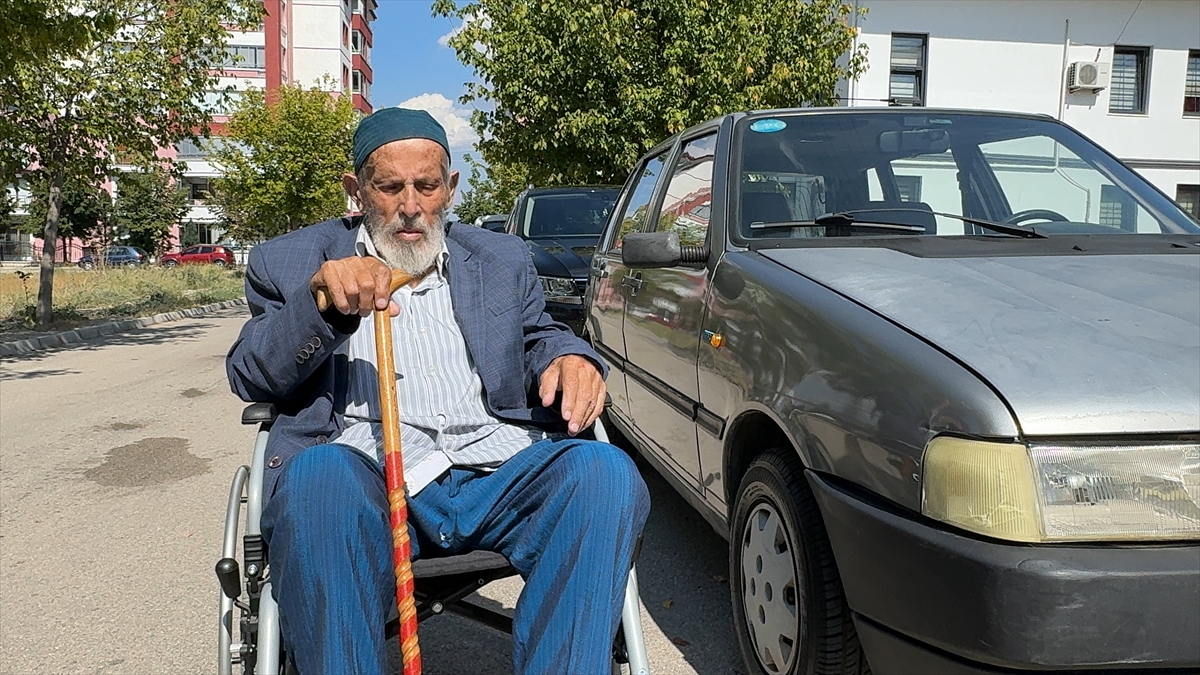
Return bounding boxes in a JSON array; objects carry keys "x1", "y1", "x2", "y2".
[{"x1": 369, "y1": 2, "x2": 482, "y2": 164}]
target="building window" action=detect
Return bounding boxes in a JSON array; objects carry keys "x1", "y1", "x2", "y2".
[
  {"x1": 1109, "y1": 46, "x2": 1151, "y2": 114},
  {"x1": 1185, "y1": 50, "x2": 1200, "y2": 115},
  {"x1": 1177, "y1": 185, "x2": 1200, "y2": 221},
  {"x1": 889, "y1": 34, "x2": 927, "y2": 106},
  {"x1": 1099, "y1": 184, "x2": 1139, "y2": 231},
  {"x1": 352, "y1": 29, "x2": 367, "y2": 56},
  {"x1": 895, "y1": 175, "x2": 923, "y2": 202},
  {"x1": 186, "y1": 178, "x2": 212, "y2": 203},
  {"x1": 351, "y1": 70, "x2": 363, "y2": 94},
  {"x1": 221, "y1": 45, "x2": 265, "y2": 70}
]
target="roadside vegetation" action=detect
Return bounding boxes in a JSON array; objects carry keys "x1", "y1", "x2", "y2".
[{"x1": 0, "y1": 266, "x2": 244, "y2": 334}]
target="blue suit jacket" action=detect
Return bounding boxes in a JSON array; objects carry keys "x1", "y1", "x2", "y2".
[{"x1": 226, "y1": 216, "x2": 605, "y2": 491}]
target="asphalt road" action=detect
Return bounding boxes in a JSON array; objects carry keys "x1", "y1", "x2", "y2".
[{"x1": 0, "y1": 309, "x2": 743, "y2": 675}]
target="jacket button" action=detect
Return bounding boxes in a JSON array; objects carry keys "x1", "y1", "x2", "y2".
[
  {"x1": 267, "y1": 455, "x2": 282, "y2": 469},
  {"x1": 316, "y1": 435, "x2": 328, "y2": 444},
  {"x1": 312, "y1": 336, "x2": 322, "y2": 348},
  {"x1": 295, "y1": 353, "x2": 305, "y2": 363}
]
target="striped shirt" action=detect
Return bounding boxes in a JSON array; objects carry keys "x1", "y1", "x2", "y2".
[{"x1": 334, "y1": 227, "x2": 547, "y2": 494}]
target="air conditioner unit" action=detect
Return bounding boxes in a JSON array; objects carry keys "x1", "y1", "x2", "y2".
[{"x1": 1067, "y1": 61, "x2": 1110, "y2": 92}]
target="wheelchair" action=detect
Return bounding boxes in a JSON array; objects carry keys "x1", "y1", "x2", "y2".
[{"x1": 216, "y1": 402, "x2": 651, "y2": 675}]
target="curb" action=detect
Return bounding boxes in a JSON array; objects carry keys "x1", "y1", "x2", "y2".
[{"x1": 0, "y1": 297, "x2": 248, "y2": 358}]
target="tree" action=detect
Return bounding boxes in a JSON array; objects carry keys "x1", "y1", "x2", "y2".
[
  {"x1": 113, "y1": 163, "x2": 190, "y2": 254},
  {"x1": 2, "y1": 0, "x2": 261, "y2": 326},
  {"x1": 210, "y1": 83, "x2": 358, "y2": 243},
  {"x1": 453, "y1": 155, "x2": 528, "y2": 224},
  {"x1": 20, "y1": 173, "x2": 113, "y2": 261},
  {"x1": 0, "y1": 0, "x2": 115, "y2": 74},
  {"x1": 433, "y1": 0, "x2": 867, "y2": 185}
]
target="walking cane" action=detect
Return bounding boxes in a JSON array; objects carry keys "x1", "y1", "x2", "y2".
[{"x1": 317, "y1": 266, "x2": 433, "y2": 675}]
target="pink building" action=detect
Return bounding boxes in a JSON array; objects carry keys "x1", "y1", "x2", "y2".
[{"x1": 6, "y1": 0, "x2": 377, "y2": 264}]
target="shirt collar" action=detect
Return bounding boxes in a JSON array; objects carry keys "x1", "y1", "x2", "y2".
[{"x1": 355, "y1": 224, "x2": 450, "y2": 279}]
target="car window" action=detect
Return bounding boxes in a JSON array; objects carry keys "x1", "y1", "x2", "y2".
[
  {"x1": 200, "y1": 246, "x2": 215, "y2": 254},
  {"x1": 183, "y1": 246, "x2": 201, "y2": 255},
  {"x1": 608, "y1": 153, "x2": 669, "y2": 252},
  {"x1": 652, "y1": 134, "x2": 717, "y2": 247},
  {"x1": 734, "y1": 112, "x2": 1199, "y2": 240},
  {"x1": 979, "y1": 136, "x2": 1162, "y2": 233},
  {"x1": 519, "y1": 191, "x2": 618, "y2": 238}
]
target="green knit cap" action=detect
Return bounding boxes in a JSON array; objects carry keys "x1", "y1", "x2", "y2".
[{"x1": 352, "y1": 107, "x2": 450, "y2": 173}]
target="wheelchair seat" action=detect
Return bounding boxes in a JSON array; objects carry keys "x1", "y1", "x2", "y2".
[{"x1": 219, "y1": 402, "x2": 649, "y2": 675}]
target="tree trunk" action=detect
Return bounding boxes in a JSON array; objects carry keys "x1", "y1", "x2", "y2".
[{"x1": 36, "y1": 170, "x2": 65, "y2": 327}]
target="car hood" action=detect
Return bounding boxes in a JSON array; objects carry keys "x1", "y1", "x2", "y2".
[
  {"x1": 525, "y1": 237, "x2": 597, "y2": 278},
  {"x1": 760, "y1": 247, "x2": 1200, "y2": 436}
]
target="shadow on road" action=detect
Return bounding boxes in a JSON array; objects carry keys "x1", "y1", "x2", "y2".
[
  {"x1": 0, "y1": 320, "x2": 226, "y2": 364},
  {"x1": 0, "y1": 367, "x2": 80, "y2": 380}
]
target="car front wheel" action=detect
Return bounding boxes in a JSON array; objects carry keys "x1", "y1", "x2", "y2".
[
  {"x1": 164, "y1": 260, "x2": 179, "y2": 268},
  {"x1": 213, "y1": 259, "x2": 227, "y2": 267},
  {"x1": 80, "y1": 261, "x2": 94, "y2": 270},
  {"x1": 731, "y1": 450, "x2": 869, "y2": 675}
]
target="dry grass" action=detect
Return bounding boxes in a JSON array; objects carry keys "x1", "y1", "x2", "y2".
[{"x1": 0, "y1": 265, "x2": 245, "y2": 333}]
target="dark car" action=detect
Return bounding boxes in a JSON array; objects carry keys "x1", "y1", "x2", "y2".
[
  {"x1": 473, "y1": 214, "x2": 509, "y2": 232},
  {"x1": 586, "y1": 108, "x2": 1200, "y2": 675},
  {"x1": 160, "y1": 244, "x2": 234, "y2": 267},
  {"x1": 507, "y1": 186, "x2": 620, "y2": 334},
  {"x1": 78, "y1": 245, "x2": 151, "y2": 269}
]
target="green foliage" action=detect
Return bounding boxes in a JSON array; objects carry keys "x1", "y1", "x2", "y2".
[
  {"x1": 454, "y1": 155, "x2": 528, "y2": 224},
  {"x1": 433, "y1": 0, "x2": 867, "y2": 186},
  {"x1": 2, "y1": 0, "x2": 262, "y2": 325},
  {"x1": 210, "y1": 83, "x2": 358, "y2": 242},
  {"x1": 20, "y1": 174, "x2": 113, "y2": 245},
  {"x1": 113, "y1": 163, "x2": 190, "y2": 254},
  {"x1": 0, "y1": 0, "x2": 116, "y2": 74}
]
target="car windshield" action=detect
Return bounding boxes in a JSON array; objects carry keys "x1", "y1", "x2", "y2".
[
  {"x1": 518, "y1": 190, "x2": 619, "y2": 238},
  {"x1": 735, "y1": 112, "x2": 1199, "y2": 240}
]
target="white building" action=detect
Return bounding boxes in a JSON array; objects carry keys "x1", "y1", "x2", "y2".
[
  {"x1": 842, "y1": 0, "x2": 1200, "y2": 220},
  {"x1": 173, "y1": 0, "x2": 376, "y2": 248}
]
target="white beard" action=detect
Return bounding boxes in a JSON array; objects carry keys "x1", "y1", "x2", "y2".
[{"x1": 364, "y1": 205, "x2": 448, "y2": 274}]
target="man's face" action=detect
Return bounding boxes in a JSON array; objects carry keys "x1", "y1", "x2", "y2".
[{"x1": 345, "y1": 139, "x2": 459, "y2": 273}]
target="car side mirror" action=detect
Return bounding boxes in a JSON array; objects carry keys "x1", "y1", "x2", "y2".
[{"x1": 623, "y1": 232, "x2": 681, "y2": 268}]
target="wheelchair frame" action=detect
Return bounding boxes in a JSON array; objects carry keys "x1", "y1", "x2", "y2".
[{"x1": 217, "y1": 403, "x2": 650, "y2": 675}]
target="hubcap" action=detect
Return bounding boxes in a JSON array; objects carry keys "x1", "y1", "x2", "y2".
[{"x1": 741, "y1": 501, "x2": 800, "y2": 674}]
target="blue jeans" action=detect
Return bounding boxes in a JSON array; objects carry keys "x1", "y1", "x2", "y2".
[{"x1": 260, "y1": 438, "x2": 651, "y2": 675}]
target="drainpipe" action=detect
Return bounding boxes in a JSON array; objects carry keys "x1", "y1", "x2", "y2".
[{"x1": 1058, "y1": 19, "x2": 1070, "y2": 121}]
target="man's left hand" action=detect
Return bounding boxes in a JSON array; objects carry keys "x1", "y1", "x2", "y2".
[{"x1": 539, "y1": 355, "x2": 606, "y2": 436}]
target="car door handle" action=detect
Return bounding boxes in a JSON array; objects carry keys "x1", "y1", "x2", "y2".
[{"x1": 621, "y1": 274, "x2": 644, "y2": 293}]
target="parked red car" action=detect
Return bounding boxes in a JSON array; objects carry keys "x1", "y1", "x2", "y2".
[{"x1": 160, "y1": 244, "x2": 234, "y2": 267}]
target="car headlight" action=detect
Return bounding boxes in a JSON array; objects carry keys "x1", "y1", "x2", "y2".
[
  {"x1": 539, "y1": 276, "x2": 583, "y2": 305},
  {"x1": 922, "y1": 437, "x2": 1200, "y2": 543}
]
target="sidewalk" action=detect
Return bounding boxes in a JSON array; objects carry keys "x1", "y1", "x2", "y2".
[{"x1": 0, "y1": 297, "x2": 247, "y2": 357}]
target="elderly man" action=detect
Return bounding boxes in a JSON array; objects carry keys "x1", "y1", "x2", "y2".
[{"x1": 226, "y1": 108, "x2": 650, "y2": 675}]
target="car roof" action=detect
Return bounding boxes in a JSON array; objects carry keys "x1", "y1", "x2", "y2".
[
  {"x1": 520, "y1": 185, "x2": 621, "y2": 197},
  {"x1": 645, "y1": 106, "x2": 1061, "y2": 156}
]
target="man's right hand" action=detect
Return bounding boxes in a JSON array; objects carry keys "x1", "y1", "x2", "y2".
[{"x1": 310, "y1": 256, "x2": 400, "y2": 317}]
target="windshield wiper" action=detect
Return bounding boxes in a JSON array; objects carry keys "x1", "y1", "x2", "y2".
[
  {"x1": 749, "y1": 209, "x2": 1049, "y2": 239},
  {"x1": 749, "y1": 213, "x2": 926, "y2": 234},
  {"x1": 834, "y1": 208, "x2": 1049, "y2": 239}
]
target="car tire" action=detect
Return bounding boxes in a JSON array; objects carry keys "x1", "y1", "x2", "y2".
[
  {"x1": 731, "y1": 450, "x2": 869, "y2": 675},
  {"x1": 80, "y1": 261, "x2": 94, "y2": 270},
  {"x1": 213, "y1": 259, "x2": 227, "y2": 267},
  {"x1": 164, "y1": 260, "x2": 179, "y2": 268},
  {"x1": 125, "y1": 261, "x2": 138, "y2": 268}
]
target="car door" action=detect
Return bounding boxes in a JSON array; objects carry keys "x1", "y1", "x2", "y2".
[
  {"x1": 621, "y1": 133, "x2": 719, "y2": 486},
  {"x1": 180, "y1": 246, "x2": 202, "y2": 263},
  {"x1": 587, "y1": 151, "x2": 671, "y2": 423}
]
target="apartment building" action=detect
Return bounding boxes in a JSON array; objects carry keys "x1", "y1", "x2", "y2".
[
  {"x1": 840, "y1": 0, "x2": 1200, "y2": 220},
  {"x1": 175, "y1": 0, "x2": 377, "y2": 249},
  {"x1": 4, "y1": 0, "x2": 377, "y2": 262}
]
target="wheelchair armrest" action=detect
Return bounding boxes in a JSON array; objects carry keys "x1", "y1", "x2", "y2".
[{"x1": 241, "y1": 403, "x2": 278, "y2": 426}]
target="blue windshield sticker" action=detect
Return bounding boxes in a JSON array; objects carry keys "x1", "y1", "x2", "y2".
[{"x1": 750, "y1": 118, "x2": 787, "y2": 133}]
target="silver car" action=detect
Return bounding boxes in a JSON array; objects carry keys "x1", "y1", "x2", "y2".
[{"x1": 585, "y1": 109, "x2": 1200, "y2": 675}]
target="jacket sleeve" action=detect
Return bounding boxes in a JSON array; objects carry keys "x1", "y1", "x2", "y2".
[
  {"x1": 519, "y1": 252, "x2": 608, "y2": 380},
  {"x1": 226, "y1": 244, "x2": 362, "y2": 403}
]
